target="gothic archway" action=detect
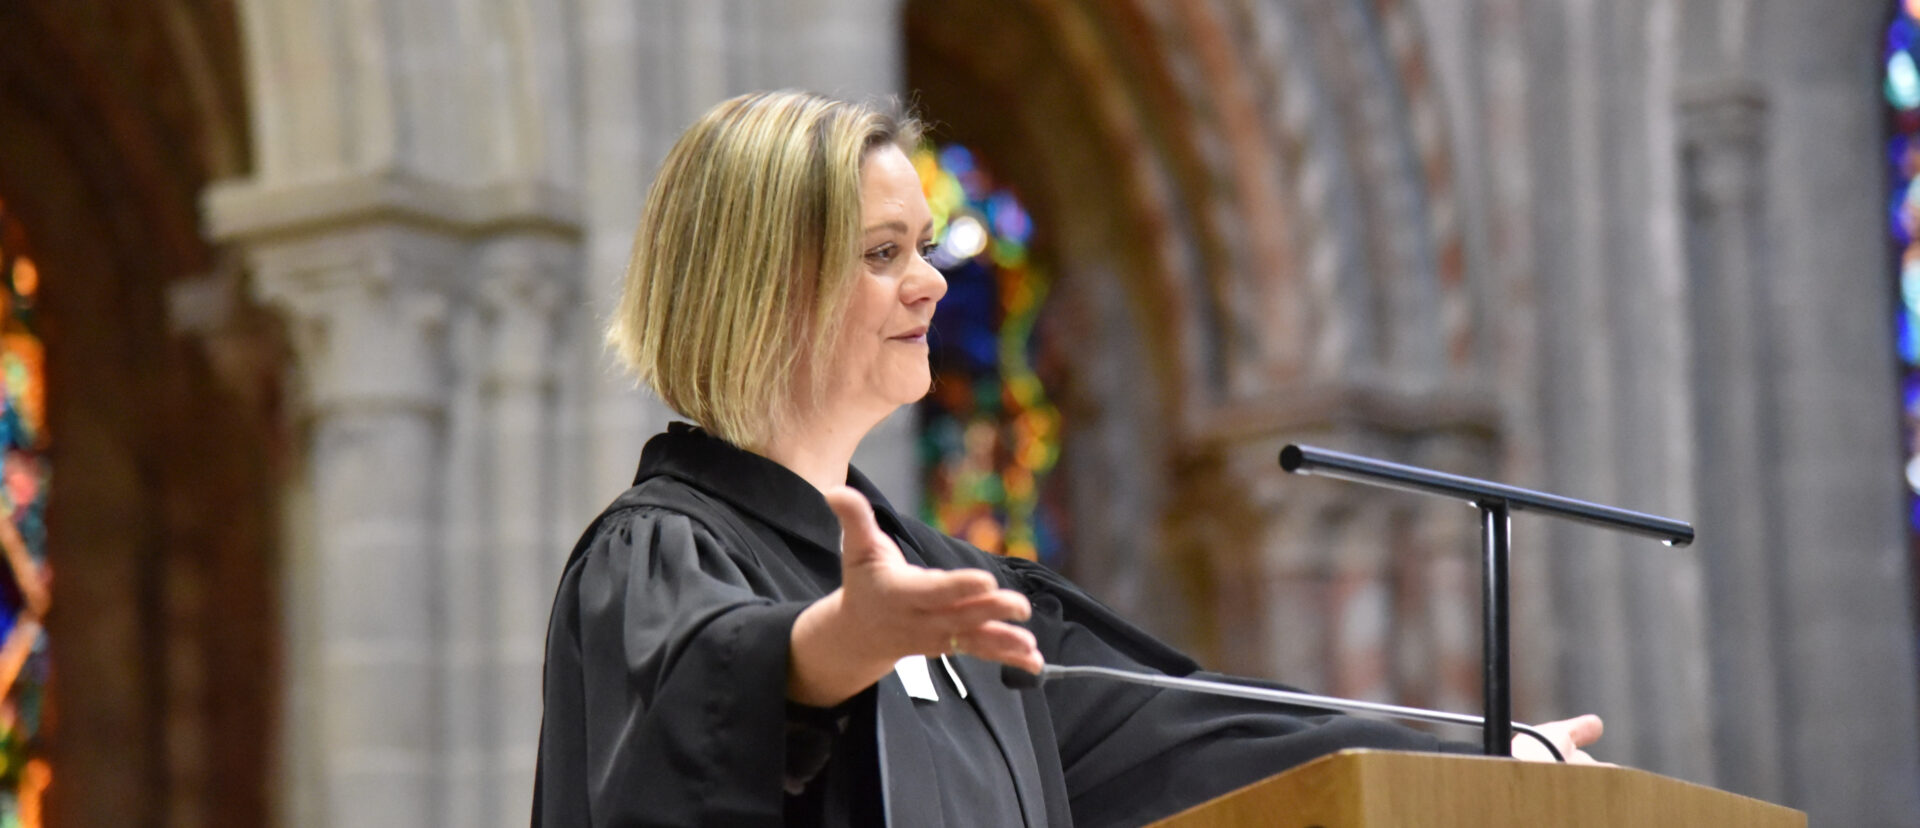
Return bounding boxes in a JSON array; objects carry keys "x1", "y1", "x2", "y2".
[{"x1": 903, "y1": 0, "x2": 1504, "y2": 714}]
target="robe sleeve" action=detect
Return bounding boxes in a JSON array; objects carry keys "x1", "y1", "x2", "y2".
[
  {"x1": 993, "y1": 555, "x2": 1479, "y2": 827},
  {"x1": 538, "y1": 505, "x2": 833, "y2": 827}
]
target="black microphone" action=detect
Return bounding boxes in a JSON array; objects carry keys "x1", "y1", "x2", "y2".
[{"x1": 1001, "y1": 663, "x2": 1566, "y2": 762}]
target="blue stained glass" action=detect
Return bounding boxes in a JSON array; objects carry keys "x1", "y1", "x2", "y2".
[
  {"x1": 1900, "y1": 311, "x2": 1919, "y2": 364},
  {"x1": 939, "y1": 144, "x2": 975, "y2": 177},
  {"x1": 1891, "y1": 16, "x2": 1917, "y2": 57},
  {"x1": 937, "y1": 261, "x2": 999, "y2": 371},
  {"x1": 962, "y1": 331, "x2": 997, "y2": 372},
  {"x1": 1894, "y1": 190, "x2": 1914, "y2": 249},
  {"x1": 989, "y1": 192, "x2": 1033, "y2": 244},
  {"x1": 939, "y1": 145, "x2": 991, "y2": 201}
]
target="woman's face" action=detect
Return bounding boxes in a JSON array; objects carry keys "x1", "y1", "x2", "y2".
[{"x1": 821, "y1": 144, "x2": 947, "y2": 421}]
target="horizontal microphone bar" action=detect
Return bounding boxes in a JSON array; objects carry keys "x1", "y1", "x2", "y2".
[
  {"x1": 1003, "y1": 663, "x2": 1564, "y2": 762},
  {"x1": 1279, "y1": 444, "x2": 1694, "y2": 547}
]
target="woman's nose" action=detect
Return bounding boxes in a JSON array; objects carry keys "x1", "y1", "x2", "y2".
[{"x1": 906, "y1": 252, "x2": 948, "y2": 305}]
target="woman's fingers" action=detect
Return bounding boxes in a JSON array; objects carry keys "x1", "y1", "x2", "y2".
[
  {"x1": 822, "y1": 486, "x2": 1039, "y2": 671},
  {"x1": 1515, "y1": 714, "x2": 1606, "y2": 763},
  {"x1": 892, "y1": 585, "x2": 1029, "y2": 641},
  {"x1": 1541, "y1": 714, "x2": 1604, "y2": 749},
  {"x1": 941, "y1": 589, "x2": 1031, "y2": 626},
  {"x1": 952, "y1": 621, "x2": 1043, "y2": 673},
  {"x1": 892, "y1": 566, "x2": 1000, "y2": 608},
  {"x1": 1561, "y1": 714, "x2": 1604, "y2": 747}
]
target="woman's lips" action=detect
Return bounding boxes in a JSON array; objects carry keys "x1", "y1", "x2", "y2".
[{"x1": 890, "y1": 327, "x2": 929, "y2": 344}]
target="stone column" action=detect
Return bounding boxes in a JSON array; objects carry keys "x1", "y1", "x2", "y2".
[
  {"x1": 477, "y1": 235, "x2": 573, "y2": 826},
  {"x1": 206, "y1": 196, "x2": 463, "y2": 827},
  {"x1": 1749, "y1": 1, "x2": 1920, "y2": 820},
  {"x1": 217, "y1": 1, "x2": 589, "y2": 824},
  {"x1": 207, "y1": 173, "x2": 582, "y2": 828},
  {"x1": 1678, "y1": 75, "x2": 1784, "y2": 803}
]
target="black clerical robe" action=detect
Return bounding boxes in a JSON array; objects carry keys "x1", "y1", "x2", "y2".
[{"x1": 535, "y1": 424, "x2": 1470, "y2": 827}]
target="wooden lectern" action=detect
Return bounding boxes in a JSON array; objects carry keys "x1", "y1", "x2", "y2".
[{"x1": 1146, "y1": 749, "x2": 1805, "y2": 827}]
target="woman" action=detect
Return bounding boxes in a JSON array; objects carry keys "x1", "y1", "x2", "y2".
[{"x1": 535, "y1": 90, "x2": 1601, "y2": 827}]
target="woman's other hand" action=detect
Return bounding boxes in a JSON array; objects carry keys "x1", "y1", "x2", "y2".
[
  {"x1": 1513, "y1": 714, "x2": 1609, "y2": 764},
  {"x1": 788, "y1": 487, "x2": 1044, "y2": 706}
]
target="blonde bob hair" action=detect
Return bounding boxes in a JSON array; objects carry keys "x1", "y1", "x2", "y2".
[{"x1": 607, "y1": 90, "x2": 922, "y2": 449}]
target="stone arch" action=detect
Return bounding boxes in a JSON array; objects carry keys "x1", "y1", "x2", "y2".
[
  {"x1": 0, "y1": 2, "x2": 281, "y2": 826},
  {"x1": 908, "y1": 0, "x2": 1487, "y2": 408},
  {"x1": 902, "y1": 0, "x2": 1499, "y2": 709}
]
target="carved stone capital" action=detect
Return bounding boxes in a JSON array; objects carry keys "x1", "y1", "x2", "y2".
[
  {"x1": 1678, "y1": 76, "x2": 1768, "y2": 150},
  {"x1": 204, "y1": 169, "x2": 583, "y2": 419},
  {"x1": 476, "y1": 236, "x2": 576, "y2": 394},
  {"x1": 238, "y1": 225, "x2": 463, "y2": 419},
  {"x1": 1679, "y1": 77, "x2": 1769, "y2": 209}
]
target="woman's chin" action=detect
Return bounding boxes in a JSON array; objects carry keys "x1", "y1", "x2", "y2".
[{"x1": 896, "y1": 376, "x2": 933, "y2": 406}]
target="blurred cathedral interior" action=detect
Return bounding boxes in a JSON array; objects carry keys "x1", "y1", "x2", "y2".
[{"x1": 2, "y1": 0, "x2": 1919, "y2": 825}]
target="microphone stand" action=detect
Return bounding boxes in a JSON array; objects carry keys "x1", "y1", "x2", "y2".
[{"x1": 1278, "y1": 444, "x2": 1693, "y2": 757}]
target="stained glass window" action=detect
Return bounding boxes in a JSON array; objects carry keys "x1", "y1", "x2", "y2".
[
  {"x1": 0, "y1": 200, "x2": 50, "y2": 828},
  {"x1": 912, "y1": 145, "x2": 1065, "y2": 565}
]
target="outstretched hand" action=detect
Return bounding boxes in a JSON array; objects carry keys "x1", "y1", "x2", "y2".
[{"x1": 787, "y1": 487, "x2": 1043, "y2": 707}]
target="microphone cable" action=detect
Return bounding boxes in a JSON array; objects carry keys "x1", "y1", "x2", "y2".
[{"x1": 1005, "y1": 663, "x2": 1567, "y2": 762}]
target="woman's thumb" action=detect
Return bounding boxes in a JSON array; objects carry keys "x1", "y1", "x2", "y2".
[{"x1": 824, "y1": 487, "x2": 892, "y2": 566}]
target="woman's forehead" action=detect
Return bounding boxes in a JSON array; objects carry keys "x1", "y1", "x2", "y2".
[{"x1": 861, "y1": 147, "x2": 930, "y2": 231}]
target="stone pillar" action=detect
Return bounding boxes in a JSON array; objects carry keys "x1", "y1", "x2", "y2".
[
  {"x1": 218, "y1": 1, "x2": 589, "y2": 823},
  {"x1": 477, "y1": 235, "x2": 573, "y2": 826},
  {"x1": 1521, "y1": 0, "x2": 1722, "y2": 777},
  {"x1": 1748, "y1": 1, "x2": 1920, "y2": 820},
  {"x1": 1678, "y1": 75, "x2": 1784, "y2": 803},
  {"x1": 205, "y1": 196, "x2": 463, "y2": 827},
  {"x1": 206, "y1": 173, "x2": 581, "y2": 828}
]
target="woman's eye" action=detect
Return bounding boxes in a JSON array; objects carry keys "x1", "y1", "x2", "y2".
[
  {"x1": 866, "y1": 244, "x2": 897, "y2": 264},
  {"x1": 919, "y1": 242, "x2": 938, "y2": 259}
]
